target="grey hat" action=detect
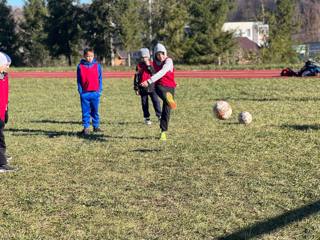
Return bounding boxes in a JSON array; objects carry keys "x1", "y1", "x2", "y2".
[
  {"x1": 140, "y1": 48, "x2": 150, "y2": 58},
  {"x1": 0, "y1": 52, "x2": 11, "y2": 67},
  {"x1": 153, "y1": 43, "x2": 167, "y2": 57}
]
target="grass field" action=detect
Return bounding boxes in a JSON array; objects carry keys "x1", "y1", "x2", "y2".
[
  {"x1": 2, "y1": 76, "x2": 320, "y2": 239},
  {"x1": 10, "y1": 62, "x2": 303, "y2": 72}
]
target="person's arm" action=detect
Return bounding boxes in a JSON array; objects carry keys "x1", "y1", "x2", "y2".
[
  {"x1": 98, "y1": 63, "x2": 103, "y2": 94},
  {"x1": 133, "y1": 65, "x2": 140, "y2": 91},
  {"x1": 147, "y1": 58, "x2": 173, "y2": 85},
  {"x1": 77, "y1": 65, "x2": 83, "y2": 94}
]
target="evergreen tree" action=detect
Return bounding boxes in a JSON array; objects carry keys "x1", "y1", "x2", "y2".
[
  {"x1": 184, "y1": 0, "x2": 235, "y2": 64},
  {"x1": 118, "y1": 0, "x2": 145, "y2": 54},
  {"x1": 154, "y1": 0, "x2": 189, "y2": 62},
  {"x1": 83, "y1": 0, "x2": 116, "y2": 64},
  {"x1": 19, "y1": 0, "x2": 48, "y2": 66},
  {"x1": 262, "y1": 0, "x2": 300, "y2": 63},
  {"x1": 46, "y1": 0, "x2": 83, "y2": 66},
  {"x1": 0, "y1": 0, "x2": 19, "y2": 65}
]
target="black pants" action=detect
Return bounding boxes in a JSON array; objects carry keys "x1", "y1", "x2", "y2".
[
  {"x1": 140, "y1": 91, "x2": 161, "y2": 119},
  {"x1": 155, "y1": 85, "x2": 175, "y2": 132},
  {"x1": 0, "y1": 120, "x2": 7, "y2": 166}
]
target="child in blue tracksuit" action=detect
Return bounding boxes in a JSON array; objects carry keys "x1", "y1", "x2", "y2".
[{"x1": 77, "y1": 48, "x2": 103, "y2": 135}]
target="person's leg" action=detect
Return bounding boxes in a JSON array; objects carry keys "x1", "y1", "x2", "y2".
[
  {"x1": 149, "y1": 91, "x2": 162, "y2": 119},
  {"x1": 140, "y1": 92, "x2": 150, "y2": 119},
  {"x1": 90, "y1": 92, "x2": 101, "y2": 129},
  {"x1": 80, "y1": 93, "x2": 91, "y2": 129},
  {"x1": 155, "y1": 85, "x2": 175, "y2": 132},
  {"x1": 5, "y1": 108, "x2": 8, "y2": 124},
  {"x1": 0, "y1": 121, "x2": 7, "y2": 166}
]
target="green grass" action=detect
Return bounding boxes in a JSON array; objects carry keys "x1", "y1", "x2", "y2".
[
  {"x1": 10, "y1": 62, "x2": 304, "y2": 72},
  {"x1": 2, "y1": 76, "x2": 320, "y2": 239}
]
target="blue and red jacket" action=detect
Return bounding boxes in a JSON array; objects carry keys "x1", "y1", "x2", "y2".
[
  {"x1": 77, "y1": 58, "x2": 103, "y2": 95},
  {"x1": 0, "y1": 73, "x2": 9, "y2": 122}
]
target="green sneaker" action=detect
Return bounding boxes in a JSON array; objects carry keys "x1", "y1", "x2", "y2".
[{"x1": 159, "y1": 131, "x2": 167, "y2": 141}]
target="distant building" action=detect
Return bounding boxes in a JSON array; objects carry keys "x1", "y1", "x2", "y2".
[
  {"x1": 112, "y1": 50, "x2": 128, "y2": 66},
  {"x1": 222, "y1": 22, "x2": 269, "y2": 47},
  {"x1": 292, "y1": 42, "x2": 320, "y2": 59},
  {"x1": 234, "y1": 37, "x2": 260, "y2": 64}
]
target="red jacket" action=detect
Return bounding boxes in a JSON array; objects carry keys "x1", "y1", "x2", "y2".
[
  {"x1": 0, "y1": 73, "x2": 9, "y2": 122},
  {"x1": 137, "y1": 61, "x2": 154, "y2": 83},
  {"x1": 153, "y1": 58, "x2": 176, "y2": 88}
]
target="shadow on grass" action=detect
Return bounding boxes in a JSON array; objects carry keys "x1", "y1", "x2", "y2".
[
  {"x1": 108, "y1": 121, "x2": 143, "y2": 126},
  {"x1": 30, "y1": 119, "x2": 82, "y2": 124},
  {"x1": 214, "y1": 97, "x2": 320, "y2": 102},
  {"x1": 6, "y1": 128, "x2": 107, "y2": 142},
  {"x1": 281, "y1": 124, "x2": 320, "y2": 131},
  {"x1": 132, "y1": 148, "x2": 162, "y2": 152},
  {"x1": 30, "y1": 119, "x2": 144, "y2": 127},
  {"x1": 217, "y1": 200, "x2": 320, "y2": 240},
  {"x1": 6, "y1": 128, "x2": 155, "y2": 141}
]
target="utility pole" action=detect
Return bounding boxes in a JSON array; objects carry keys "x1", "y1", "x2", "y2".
[
  {"x1": 260, "y1": 0, "x2": 265, "y2": 23},
  {"x1": 148, "y1": 0, "x2": 152, "y2": 52}
]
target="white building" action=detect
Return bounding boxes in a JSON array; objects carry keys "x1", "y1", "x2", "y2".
[{"x1": 222, "y1": 22, "x2": 269, "y2": 47}]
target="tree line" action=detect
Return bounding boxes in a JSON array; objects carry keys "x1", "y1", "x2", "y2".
[{"x1": 0, "y1": 0, "x2": 300, "y2": 67}]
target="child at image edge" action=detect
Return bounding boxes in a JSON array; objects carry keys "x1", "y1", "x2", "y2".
[
  {"x1": 77, "y1": 48, "x2": 103, "y2": 135},
  {"x1": 0, "y1": 52, "x2": 16, "y2": 172},
  {"x1": 133, "y1": 48, "x2": 161, "y2": 125}
]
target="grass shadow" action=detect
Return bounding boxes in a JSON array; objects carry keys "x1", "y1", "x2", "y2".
[
  {"x1": 108, "y1": 121, "x2": 143, "y2": 126},
  {"x1": 217, "y1": 200, "x2": 320, "y2": 240},
  {"x1": 214, "y1": 97, "x2": 320, "y2": 102},
  {"x1": 104, "y1": 134, "x2": 156, "y2": 140},
  {"x1": 6, "y1": 128, "x2": 107, "y2": 142},
  {"x1": 281, "y1": 124, "x2": 320, "y2": 131},
  {"x1": 132, "y1": 148, "x2": 162, "y2": 152},
  {"x1": 6, "y1": 128, "x2": 155, "y2": 141},
  {"x1": 30, "y1": 119, "x2": 82, "y2": 124}
]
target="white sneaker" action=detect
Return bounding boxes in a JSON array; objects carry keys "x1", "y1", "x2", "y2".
[{"x1": 144, "y1": 118, "x2": 152, "y2": 125}]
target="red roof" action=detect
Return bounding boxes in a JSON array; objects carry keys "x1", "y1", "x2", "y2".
[{"x1": 236, "y1": 37, "x2": 260, "y2": 52}]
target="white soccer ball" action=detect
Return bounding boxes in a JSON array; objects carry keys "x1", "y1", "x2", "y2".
[
  {"x1": 213, "y1": 100, "x2": 232, "y2": 120},
  {"x1": 238, "y1": 111, "x2": 252, "y2": 125}
]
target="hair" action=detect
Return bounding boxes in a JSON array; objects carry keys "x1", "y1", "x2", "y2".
[{"x1": 83, "y1": 47, "x2": 94, "y2": 55}]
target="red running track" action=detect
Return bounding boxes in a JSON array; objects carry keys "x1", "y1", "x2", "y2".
[{"x1": 10, "y1": 69, "x2": 283, "y2": 79}]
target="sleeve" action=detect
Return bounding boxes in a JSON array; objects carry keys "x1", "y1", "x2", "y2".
[
  {"x1": 77, "y1": 64, "x2": 83, "y2": 95},
  {"x1": 133, "y1": 65, "x2": 140, "y2": 91},
  {"x1": 148, "y1": 58, "x2": 173, "y2": 84},
  {"x1": 98, "y1": 64, "x2": 103, "y2": 93}
]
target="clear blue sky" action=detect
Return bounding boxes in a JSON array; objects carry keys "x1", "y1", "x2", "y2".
[{"x1": 7, "y1": 0, "x2": 91, "y2": 7}]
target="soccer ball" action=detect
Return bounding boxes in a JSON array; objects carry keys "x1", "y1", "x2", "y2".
[
  {"x1": 213, "y1": 100, "x2": 232, "y2": 120},
  {"x1": 238, "y1": 112, "x2": 252, "y2": 125}
]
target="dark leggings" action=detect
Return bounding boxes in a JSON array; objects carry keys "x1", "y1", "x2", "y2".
[
  {"x1": 155, "y1": 85, "x2": 175, "y2": 132},
  {"x1": 0, "y1": 120, "x2": 7, "y2": 165},
  {"x1": 140, "y1": 91, "x2": 161, "y2": 119}
]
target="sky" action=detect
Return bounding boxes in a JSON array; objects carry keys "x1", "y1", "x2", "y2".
[{"x1": 7, "y1": 0, "x2": 91, "y2": 7}]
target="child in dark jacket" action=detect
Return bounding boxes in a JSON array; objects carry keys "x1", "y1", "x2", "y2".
[
  {"x1": 0, "y1": 52, "x2": 16, "y2": 172},
  {"x1": 133, "y1": 48, "x2": 161, "y2": 125},
  {"x1": 77, "y1": 48, "x2": 103, "y2": 135}
]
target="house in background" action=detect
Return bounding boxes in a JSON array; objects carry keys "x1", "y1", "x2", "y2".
[
  {"x1": 222, "y1": 21, "x2": 269, "y2": 47},
  {"x1": 234, "y1": 37, "x2": 260, "y2": 64},
  {"x1": 112, "y1": 50, "x2": 128, "y2": 66}
]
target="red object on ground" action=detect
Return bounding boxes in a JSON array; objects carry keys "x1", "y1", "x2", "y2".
[{"x1": 10, "y1": 70, "x2": 282, "y2": 79}]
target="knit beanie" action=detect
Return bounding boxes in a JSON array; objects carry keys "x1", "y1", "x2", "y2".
[
  {"x1": 153, "y1": 43, "x2": 167, "y2": 57},
  {"x1": 0, "y1": 52, "x2": 11, "y2": 67},
  {"x1": 140, "y1": 48, "x2": 150, "y2": 58}
]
